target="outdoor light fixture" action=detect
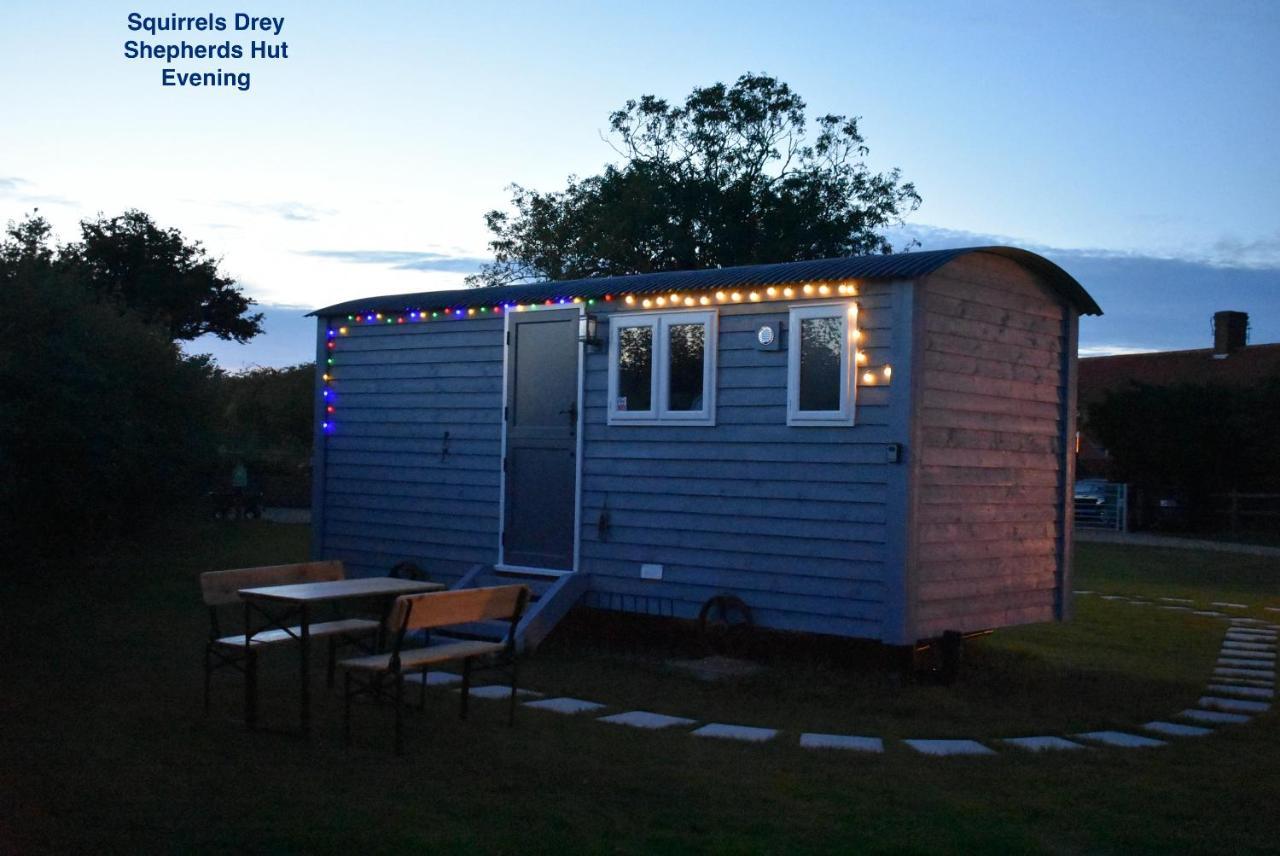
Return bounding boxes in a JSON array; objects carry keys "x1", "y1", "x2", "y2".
[{"x1": 579, "y1": 313, "x2": 600, "y2": 348}]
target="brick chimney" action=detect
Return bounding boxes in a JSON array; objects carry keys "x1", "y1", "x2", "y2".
[{"x1": 1213, "y1": 310, "x2": 1249, "y2": 358}]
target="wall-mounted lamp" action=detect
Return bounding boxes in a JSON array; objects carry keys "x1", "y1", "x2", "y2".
[{"x1": 579, "y1": 313, "x2": 601, "y2": 348}]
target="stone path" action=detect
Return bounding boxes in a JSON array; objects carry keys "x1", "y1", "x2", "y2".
[{"x1": 410, "y1": 593, "x2": 1275, "y2": 757}]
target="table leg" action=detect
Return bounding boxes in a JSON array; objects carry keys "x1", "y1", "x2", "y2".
[
  {"x1": 244, "y1": 601, "x2": 256, "y2": 729},
  {"x1": 300, "y1": 602, "x2": 311, "y2": 735}
]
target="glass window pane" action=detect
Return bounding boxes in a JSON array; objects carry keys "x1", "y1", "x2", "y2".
[
  {"x1": 616, "y1": 326, "x2": 653, "y2": 412},
  {"x1": 798, "y1": 316, "x2": 843, "y2": 411},
  {"x1": 667, "y1": 323, "x2": 705, "y2": 411}
]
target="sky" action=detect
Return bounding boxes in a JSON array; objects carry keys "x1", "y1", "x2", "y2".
[{"x1": 1, "y1": 1, "x2": 1277, "y2": 369}]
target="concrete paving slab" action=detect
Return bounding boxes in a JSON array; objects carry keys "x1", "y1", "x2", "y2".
[
  {"x1": 1179, "y1": 708, "x2": 1251, "y2": 725},
  {"x1": 1221, "y1": 641, "x2": 1275, "y2": 652},
  {"x1": 1211, "y1": 602, "x2": 1248, "y2": 609},
  {"x1": 1143, "y1": 720, "x2": 1213, "y2": 737},
  {"x1": 523, "y1": 697, "x2": 606, "y2": 715},
  {"x1": 1002, "y1": 736, "x2": 1087, "y2": 752},
  {"x1": 1206, "y1": 684, "x2": 1274, "y2": 699},
  {"x1": 1199, "y1": 696, "x2": 1271, "y2": 713},
  {"x1": 1227, "y1": 629, "x2": 1277, "y2": 639},
  {"x1": 598, "y1": 710, "x2": 697, "y2": 730},
  {"x1": 903, "y1": 739, "x2": 995, "y2": 756},
  {"x1": 460, "y1": 685, "x2": 543, "y2": 700},
  {"x1": 1214, "y1": 668, "x2": 1275, "y2": 683},
  {"x1": 1213, "y1": 660, "x2": 1274, "y2": 670},
  {"x1": 1159, "y1": 597, "x2": 1194, "y2": 603},
  {"x1": 1192, "y1": 610, "x2": 1225, "y2": 617},
  {"x1": 692, "y1": 723, "x2": 778, "y2": 742},
  {"x1": 1073, "y1": 590, "x2": 1095, "y2": 595},
  {"x1": 1074, "y1": 731, "x2": 1166, "y2": 748},
  {"x1": 1266, "y1": 607, "x2": 1280, "y2": 613},
  {"x1": 1159, "y1": 605, "x2": 1192, "y2": 611},
  {"x1": 799, "y1": 733, "x2": 884, "y2": 753},
  {"x1": 1218, "y1": 649, "x2": 1275, "y2": 661},
  {"x1": 1100, "y1": 595, "x2": 1128, "y2": 601}
]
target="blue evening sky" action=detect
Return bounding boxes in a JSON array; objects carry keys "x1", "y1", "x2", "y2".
[{"x1": 1, "y1": 1, "x2": 1277, "y2": 368}]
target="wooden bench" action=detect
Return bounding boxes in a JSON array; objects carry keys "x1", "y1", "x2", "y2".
[
  {"x1": 340, "y1": 585, "x2": 530, "y2": 753},
  {"x1": 200, "y1": 560, "x2": 381, "y2": 715}
]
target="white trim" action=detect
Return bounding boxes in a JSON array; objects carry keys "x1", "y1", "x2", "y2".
[
  {"x1": 496, "y1": 308, "x2": 583, "y2": 575},
  {"x1": 787, "y1": 301, "x2": 858, "y2": 426},
  {"x1": 606, "y1": 315, "x2": 658, "y2": 422},
  {"x1": 497, "y1": 310, "x2": 511, "y2": 567},
  {"x1": 607, "y1": 309, "x2": 717, "y2": 426}
]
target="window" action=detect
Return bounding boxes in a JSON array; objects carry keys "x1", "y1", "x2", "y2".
[
  {"x1": 608, "y1": 310, "x2": 716, "y2": 425},
  {"x1": 788, "y1": 303, "x2": 857, "y2": 425}
]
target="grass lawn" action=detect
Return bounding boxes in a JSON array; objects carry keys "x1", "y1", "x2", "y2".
[{"x1": 2, "y1": 523, "x2": 1278, "y2": 853}]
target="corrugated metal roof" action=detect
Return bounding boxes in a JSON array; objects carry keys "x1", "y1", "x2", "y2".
[{"x1": 310, "y1": 246, "x2": 1102, "y2": 317}]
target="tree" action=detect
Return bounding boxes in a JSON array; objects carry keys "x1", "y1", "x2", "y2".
[
  {"x1": 467, "y1": 73, "x2": 921, "y2": 287},
  {"x1": 58, "y1": 210, "x2": 263, "y2": 342},
  {"x1": 0, "y1": 227, "x2": 222, "y2": 555}
]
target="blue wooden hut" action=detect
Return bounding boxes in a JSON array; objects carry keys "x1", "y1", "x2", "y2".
[{"x1": 309, "y1": 247, "x2": 1101, "y2": 650}]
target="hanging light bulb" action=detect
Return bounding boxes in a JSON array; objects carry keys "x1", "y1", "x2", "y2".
[
  {"x1": 883, "y1": 365, "x2": 892, "y2": 380},
  {"x1": 655, "y1": 296, "x2": 667, "y2": 307},
  {"x1": 699, "y1": 296, "x2": 710, "y2": 306},
  {"x1": 857, "y1": 350, "x2": 868, "y2": 364},
  {"x1": 715, "y1": 291, "x2": 727, "y2": 302},
  {"x1": 818, "y1": 284, "x2": 830, "y2": 295},
  {"x1": 803, "y1": 285, "x2": 814, "y2": 295},
  {"x1": 642, "y1": 298, "x2": 653, "y2": 308},
  {"x1": 766, "y1": 287, "x2": 778, "y2": 297},
  {"x1": 783, "y1": 287, "x2": 794, "y2": 298},
  {"x1": 862, "y1": 371, "x2": 876, "y2": 384},
  {"x1": 748, "y1": 292, "x2": 761, "y2": 302},
  {"x1": 731, "y1": 292, "x2": 743, "y2": 302},
  {"x1": 684, "y1": 297, "x2": 696, "y2": 306},
  {"x1": 669, "y1": 294, "x2": 680, "y2": 304},
  {"x1": 625, "y1": 295, "x2": 636, "y2": 305}
]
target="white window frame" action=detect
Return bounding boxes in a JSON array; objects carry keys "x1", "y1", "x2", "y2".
[
  {"x1": 607, "y1": 309, "x2": 717, "y2": 426},
  {"x1": 787, "y1": 302, "x2": 857, "y2": 426}
]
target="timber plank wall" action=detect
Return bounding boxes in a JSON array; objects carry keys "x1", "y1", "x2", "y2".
[{"x1": 911, "y1": 254, "x2": 1075, "y2": 637}]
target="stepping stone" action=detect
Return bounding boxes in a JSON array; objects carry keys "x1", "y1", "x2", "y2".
[
  {"x1": 903, "y1": 739, "x2": 995, "y2": 756},
  {"x1": 1100, "y1": 595, "x2": 1128, "y2": 601},
  {"x1": 1227, "y1": 629, "x2": 1277, "y2": 638},
  {"x1": 598, "y1": 710, "x2": 696, "y2": 730},
  {"x1": 1219, "y1": 658, "x2": 1276, "y2": 669},
  {"x1": 523, "y1": 697, "x2": 606, "y2": 714},
  {"x1": 1002, "y1": 736, "x2": 1086, "y2": 752},
  {"x1": 1214, "y1": 667, "x2": 1275, "y2": 682},
  {"x1": 1159, "y1": 597, "x2": 1194, "y2": 604},
  {"x1": 1212, "y1": 602, "x2": 1248, "y2": 609},
  {"x1": 1143, "y1": 721, "x2": 1213, "y2": 737},
  {"x1": 1179, "y1": 708, "x2": 1251, "y2": 725},
  {"x1": 799, "y1": 733, "x2": 884, "y2": 753},
  {"x1": 1073, "y1": 590, "x2": 1094, "y2": 595},
  {"x1": 402, "y1": 671, "x2": 461, "y2": 687},
  {"x1": 1159, "y1": 605, "x2": 1192, "y2": 612},
  {"x1": 1074, "y1": 731, "x2": 1166, "y2": 748},
  {"x1": 1265, "y1": 607, "x2": 1280, "y2": 613},
  {"x1": 1206, "y1": 684, "x2": 1274, "y2": 699},
  {"x1": 459, "y1": 685, "x2": 542, "y2": 700},
  {"x1": 1218, "y1": 649, "x2": 1275, "y2": 661},
  {"x1": 692, "y1": 723, "x2": 778, "y2": 743},
  {"x1": 1222, "y1": 641, "x2": 1275, "y2": 652},
  {"x1": 1193, "y1": 610, "x2": 1225, "y2": 617},
  {"x1": 1199, "y1": 696, "x2": 1271, "y2": 714},
  {"x1": 1228, "y1": 618, "x2": 1269, "y2": 625}
]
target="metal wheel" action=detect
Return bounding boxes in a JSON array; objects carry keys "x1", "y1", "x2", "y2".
[{"x1": 697, "y1": 594, "x2": 754, "y2": 656}]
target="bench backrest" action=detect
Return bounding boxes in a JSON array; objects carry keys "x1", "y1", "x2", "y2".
[
  {"x1": 390, "y1": 585, "x2": 530, "y2": 634},
  {"x1": 200, "y1": 560, "x2": 345, "y2": 606}
]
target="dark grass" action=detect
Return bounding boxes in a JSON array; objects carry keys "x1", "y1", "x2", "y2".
[{"x1": 1, "y1": 522, "x2": 1278, "y2": 853}]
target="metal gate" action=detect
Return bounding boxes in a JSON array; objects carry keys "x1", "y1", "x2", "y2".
[{"x1": 1074, "y1": 481, "x2": 1128, "y2": 531}]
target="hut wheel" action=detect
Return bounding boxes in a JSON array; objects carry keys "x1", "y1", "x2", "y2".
[{"x1": 697, "y1": 594, "x2": 754, "y2": 656}]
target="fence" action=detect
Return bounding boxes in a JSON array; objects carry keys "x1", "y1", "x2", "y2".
[
  {"x1": 1209, "y1": 492, "x2": 1280, "y2": 534},
  {"x1": 1075, "y1": 482, "x2": 1128, "y2": 531}
]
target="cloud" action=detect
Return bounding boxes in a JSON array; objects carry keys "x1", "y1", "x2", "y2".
[
  {"x1": 1077, "y1": 345, "x2": 1158, "y2": 358},
  {"x1": 888, "y1": 223, "x2": 1280, "y2": 354},
  {"x1": 0, "y1": 176, "x2": 77, "y2": 208},
  {"x1": 300, "y1": 249, "x2": 488, "y2": 274},
  {"x1": 220, "y1": 201, "x2": 335, "y2": 222}
]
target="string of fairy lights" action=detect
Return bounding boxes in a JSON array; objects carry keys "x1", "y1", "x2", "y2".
[{"x1": 321, "y1": 280, "x2": 891, "y2": 434}]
